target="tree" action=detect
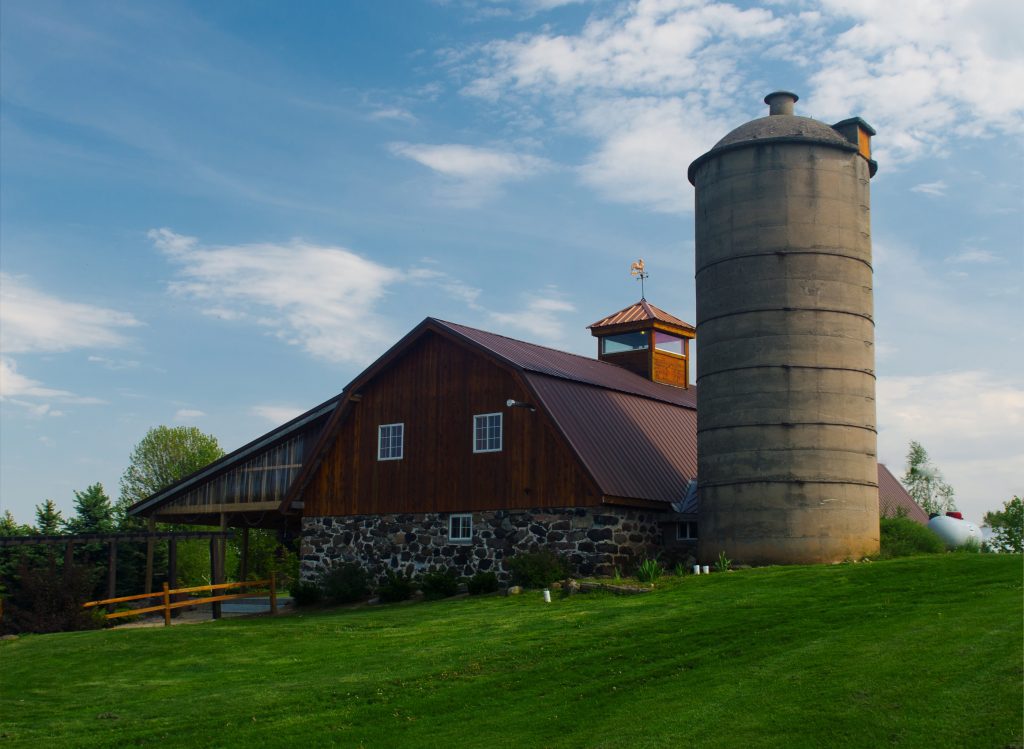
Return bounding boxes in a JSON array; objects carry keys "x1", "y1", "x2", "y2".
[
  {"x1": 64, "y1": 483, "x2": 115, "y2": 535},
  {"x1": 117, "y1": 426, "x2": 224, "y2": 521},
  {"x1": 0, "y1": 510, "x2": 31, "y2": 536},
  {"x1": 34, "y1": 500, "x2": 64, "y2": 535},
  {"x1": 901, "y1": 441, "x2": 956, "y2": 515},
  {"x1": 983, "y1": 496, "x2": 1023, "y2": 554}
]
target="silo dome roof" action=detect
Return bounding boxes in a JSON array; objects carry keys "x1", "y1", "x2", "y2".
[{"x1": 712, "y1": 115, "x2": 853, "y2": 151}]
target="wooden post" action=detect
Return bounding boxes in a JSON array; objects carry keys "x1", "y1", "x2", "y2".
[
  {"x1": 64, "y1": 541, "x2": 75, "y2": 569},
  {"x1": 210, "y1": 538, "x2": 221, "y2": 620},
  {"x1": 162, "y1": 582, "x2": 171, "y2": 627},
  {"x1": 240, "y1": 526, "x2": 250, "y2": 582},
  {"x1": 269, "y1": 571, "x2": 277, "y2": 615},
  {"x1": 168, "y1": 537, "x2": 178, "y2": 591},
  {"x1": 107, "y1": 540, "x2": 118, "y2": 614},
  {"x1": 144, "y1": 517, "x2": 156, "y2": 594}
]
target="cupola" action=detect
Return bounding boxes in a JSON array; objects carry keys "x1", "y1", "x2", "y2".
[{"x1": 588, "y1": 300, "x2": 695, "y2": 388}]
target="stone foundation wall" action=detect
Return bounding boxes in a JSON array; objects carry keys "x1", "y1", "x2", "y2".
[{"x1": 301, "y1": 506, "x2": 666, "y2": 582}]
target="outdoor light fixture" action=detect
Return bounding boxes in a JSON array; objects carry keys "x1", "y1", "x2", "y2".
[{"x1": 505, "y1": 399, "x2": 536, "y2": 412}]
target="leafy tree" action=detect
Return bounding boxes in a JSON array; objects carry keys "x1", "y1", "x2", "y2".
[
  {"x1": 117, "y1": 426, "x2": 224, "y2": 521},
  {"x1": 34, "y1": 500, "x2": 64, "y2": 535},
  {"x1": 983, "y1": 496, "x2": 1023, "y2": 554},
  {"x1": 901, "y1": 441, "x2": 956, "y2": 515}
]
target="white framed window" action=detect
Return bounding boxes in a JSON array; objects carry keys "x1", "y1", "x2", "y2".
[
  {"x1": 449, "y1": 513, "x2": 472, "y2": 543},
  {"x1": 378, "y1": 423, "x2": 404, "y2": 461},
  {"x1": 676, "y1": 521, "x2": 698, "y2": 541},
  {"x1": 473, "y1": 413, "x2": 502, "y2": 453}
]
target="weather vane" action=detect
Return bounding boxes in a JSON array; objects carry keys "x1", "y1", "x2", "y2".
[{"x1": 630, "y1": 258, "x2": 648, "y2": 300}]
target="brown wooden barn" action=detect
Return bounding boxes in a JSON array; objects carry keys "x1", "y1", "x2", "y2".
[{"x1": 129, "y1": 300, "x2": 924, "y2": 580}]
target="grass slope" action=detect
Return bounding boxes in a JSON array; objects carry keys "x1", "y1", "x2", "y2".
[{"x1": 1, "y1": 555, "x2": 1021, "y2": 749}]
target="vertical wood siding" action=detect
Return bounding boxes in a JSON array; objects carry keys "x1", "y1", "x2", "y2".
[{"x1": 302, "y1": 333, "x2": 600, "y2": 516}]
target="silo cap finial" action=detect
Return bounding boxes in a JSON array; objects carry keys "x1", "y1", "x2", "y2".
[{"x1": 764, "y1": 91, "x2": 799, "y2": 116}]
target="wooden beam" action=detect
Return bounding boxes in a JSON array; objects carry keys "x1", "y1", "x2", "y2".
[
  {"x1": 107, "y1": 540, "x2": 118, "y2": 614},
  {"x1": 64, "y1": 540, "x2": 75, "y2": 568},
  {"x1": 144, "y1": 517, "x2": 156, "y2": 594},
  {"x1": 239, "y1": 526, "x2": 250, "y2": 582}
]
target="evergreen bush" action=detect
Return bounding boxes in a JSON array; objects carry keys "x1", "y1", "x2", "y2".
[
  {"x1": 319, "y1": 562, "x2": 369, "y2": 604},
  {"x1": 466, "y1": 571, "x2": 499, "y2": 595},
  {"x1": 507, "y1": 550, "x2": 568, "y2": 588},
  {"x1": 289, "y1": 580, "x2": 322, "y2": 607},
  {"x1": 377, "y1": 570, "x2": 414, "y2": 603},
  {"x1": 419, "y1": 568, "x2": 460, "y2": 600}
]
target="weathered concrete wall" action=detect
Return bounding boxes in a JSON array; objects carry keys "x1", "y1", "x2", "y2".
[
  {"x1": 692, "y1": 134, "x2": 880, "y2": 565},
  {"x1": 301, "y1": 507, "x2": 665, "y2": 582}
]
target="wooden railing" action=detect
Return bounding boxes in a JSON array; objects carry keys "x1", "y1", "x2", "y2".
[{"x1": 84, "y1": 573, "x2": 278, "y2": 626}]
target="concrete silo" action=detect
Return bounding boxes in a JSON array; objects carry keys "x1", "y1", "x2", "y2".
[{"x1": 688, "y1": 92, "x2": 880, "y2": 564}]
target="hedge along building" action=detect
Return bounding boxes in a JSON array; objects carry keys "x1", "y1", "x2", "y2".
[{"x1": 688, "y1": 92, "x2": 880, "y2": 564}]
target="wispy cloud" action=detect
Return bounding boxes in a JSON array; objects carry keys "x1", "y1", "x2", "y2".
[
  {"x1": 489, "y1": 288, "x2": 576, "y2": 343},
  {"x1": 0, "y1": 358, "x2": 102, "y2": 416},
  {"x1": 173, "y1": 408, "x2": 206, "y2": 421},
  {"x1": 150, "y1": 228, "x2": 402, "y2": 365},
  {"x1": 0, "y1": 273, "x2": 141, "y2": 354},
  {"x1": 946, "y1": 249, "x2": 999, "y2": 264},
  {"x1": 369, "y1": 107, "x2": 417, "y2": 123},
  {"x1": 252, "y1": 405, "x2": 305, "y2": 424},
  {"x1": 389, "y1": 142, "x2": 550, "y2": 206},
  {"x1": 877, "y1": 369, "x2": 1024, "y2": 521},
  {"x1": 911, "y1": 180, "x2": 947, "y2": 197}
]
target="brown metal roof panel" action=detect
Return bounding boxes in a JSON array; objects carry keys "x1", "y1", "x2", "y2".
[
  {"x1": 588, "y1": 300, "x2": 695, "y2": 331},
  {"x1": 526, "y1": 374, "x2": 697, "y2": 505},
  {"x1": 877, "y1": 464, "x2": 928, "y2": 524},
  {"x1": 436, "y1": 319, "x2": 697, "y2": 409}
]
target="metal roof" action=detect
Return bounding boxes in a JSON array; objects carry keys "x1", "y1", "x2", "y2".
[
  {"x1": 877, "y1": 464, "x2": 929, "y2": 524},
  {"x1": 587, "y1": 299, "x2": 695, "y2": 332},
  {"x1": 526, "y1": 373, "x2": 697, "y2": 504},
  {"x1": 434, "y1": 319, "x2": 697, "y2": 410}
]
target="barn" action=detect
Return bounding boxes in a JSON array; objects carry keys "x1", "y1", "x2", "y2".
[{"x1": 128, "y1": 299, "x2": 922, "y2": 581}]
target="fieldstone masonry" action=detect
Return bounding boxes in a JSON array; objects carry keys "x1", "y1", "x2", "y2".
[{"x1": 301, "y1": 506, "x2": 666, "y2": 582}]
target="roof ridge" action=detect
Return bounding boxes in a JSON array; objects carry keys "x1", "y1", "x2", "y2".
[{"x1": 431, "y1": 317, "x2": 602, "y2": 366}]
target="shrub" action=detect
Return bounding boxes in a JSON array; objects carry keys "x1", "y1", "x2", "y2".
[
  {"x1": 673, "y1": 562, "x2": 688, "y2": 577},
  {"x1": 419, "y1": 568, "x2": 460, "y2": 600},
  {"x1": 635, "y1": 558, "x2": 663, "y2": 583},
  {"x1": 880, "y1": 517, "x2": 944, "y2": 558},
  {"x1": 507, "y1": 550, "x2": 568, "y2": 588},
  {"x1": 466, "y1": 571, "x2": 499, "y2": 595},
  {"x1": 319, "y1": 562, "x2": 370, "y2": 604},
  {"x1": 377, "y1": 570, "x2": 414, "y2": 603},
  {"x1": 1, "y1": 557, "x2": 104, "y2": 635},
  {"x1": 289, "y1": 580, "x2": 322, "y2": 607}
]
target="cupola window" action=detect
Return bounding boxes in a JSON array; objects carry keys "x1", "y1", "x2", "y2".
[
  {"x1": 654, "y1": 331, "x2": 684, "y2": 356},
  {"x1": 601, "y1": 331, "x2": 649, "y2": 354}
]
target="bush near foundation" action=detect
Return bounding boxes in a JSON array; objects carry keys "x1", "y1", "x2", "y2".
[
  {"x1": 289, "y1": 580, "x2": 321, "y2": 607},
  {"x1": 319, "y1": 562, "x2": 370, "y2": 604},
  {"x1": 377, "y1": 571, "x2": 414, "y2": 603},
  {"x1": 419, "y1": 568, "x2": 460, "y2": 600},
  {"x1": 880, "y1": 517, "x2": 944, "y2": 558},
  {"x1": 507, "y1": 550, "x2": 568, "y2": 588},
  {"x1": 467, "y1": 571, "x2": 499, "y2": 595}
]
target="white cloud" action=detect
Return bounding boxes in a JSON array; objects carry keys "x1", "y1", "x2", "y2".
[
  {"x1": 150, "y1": 228, "x2": 402, "y2": 365},
  {"x1": 877, "y1": 370, "x2": 1024, "y2": 523},
  {"x1": 252, "y1": 405, "x2": 305, "y2": 424},
  {"x1": 0, "y1": 273, "x2": 140, "y2": 354},
  {"x1": 369, "y1": 107, "x2": 417, "y2": 123},
  {"x1": 390, "y1": 142, "x2": 550, "y2": 206},
  {"x1": 0, "y1": 357, "x2": 102, "y2": 414},
  {"x1": 88, "y1": 355, "x2": 141, "y2": 370},
  {"x1": 173, "y1": 408, "x2": 205, "y2": 421},
  {"x1": 489, "y1": 288, "x2": 576, "y2": 343},
  {"x1": 453, "y1": 0, "x2": 1024, "y2": 210},
  {"x1": 946, "y1": 249, "x2": 999, "y2": 264},
  {"x1": 911, "y1": 180, "x2": 947, "y2": 197}
]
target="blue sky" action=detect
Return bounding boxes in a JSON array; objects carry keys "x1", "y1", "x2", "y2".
[{"x1": 2, "y1": 0, "x2": 1021, "y2": 526}]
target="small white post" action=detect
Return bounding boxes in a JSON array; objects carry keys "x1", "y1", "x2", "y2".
[
  {"x1": 543, "y1": 589, "x2": 551, "y2": 603},
  {"x1": 693, "y1": 565, "x2": 701, "y2": 575}
]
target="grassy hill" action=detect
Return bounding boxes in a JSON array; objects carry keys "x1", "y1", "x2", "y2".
[{"x1": 1, "y1": 554, "x2": 1021, "y2": 748}]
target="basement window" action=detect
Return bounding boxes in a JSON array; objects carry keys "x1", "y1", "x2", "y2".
[
  {"x1": 473, "y1": 413, "x2": 503, "y2": 453},
  {"x1": 378, "y1": 423, "x2": 404, "y2": 461},
  {"x1": 676, "y1": 521, "x2": 698, "y2": 541},
  {"x1": 449, "y1": 513, "x2": 473, "y2": 543},
  {"x1": 654, "y1": 331, "x2": 684, "y2": 356},
  {"x1": 601, "y1": 331, "x2": 649, "y2": 354}
]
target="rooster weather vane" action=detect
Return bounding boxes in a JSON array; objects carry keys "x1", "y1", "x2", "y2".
[{"x1": 630, "y1": 258, "x2": 649, "y2": 300}]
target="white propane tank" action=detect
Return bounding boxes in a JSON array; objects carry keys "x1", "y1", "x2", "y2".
[{"x1": 928, "y1": 514, "x2": 984, "y2": 548}]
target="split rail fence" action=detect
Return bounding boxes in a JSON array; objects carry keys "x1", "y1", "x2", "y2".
[{"x1": 84, "y1": 573, "x2": 277, "y2": 626}]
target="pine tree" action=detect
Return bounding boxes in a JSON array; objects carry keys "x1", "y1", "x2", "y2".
[
  {"x1": 64, "y1": 483, "x2": 115, "y2": 535},
  {"x1": 34, "y1": 500, "x2": 64, "y2": 535}
]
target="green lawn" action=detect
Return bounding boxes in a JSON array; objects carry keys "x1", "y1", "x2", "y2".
[{"x1": 1, "y1": 555, "x2": 1021, "y2": 749}]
